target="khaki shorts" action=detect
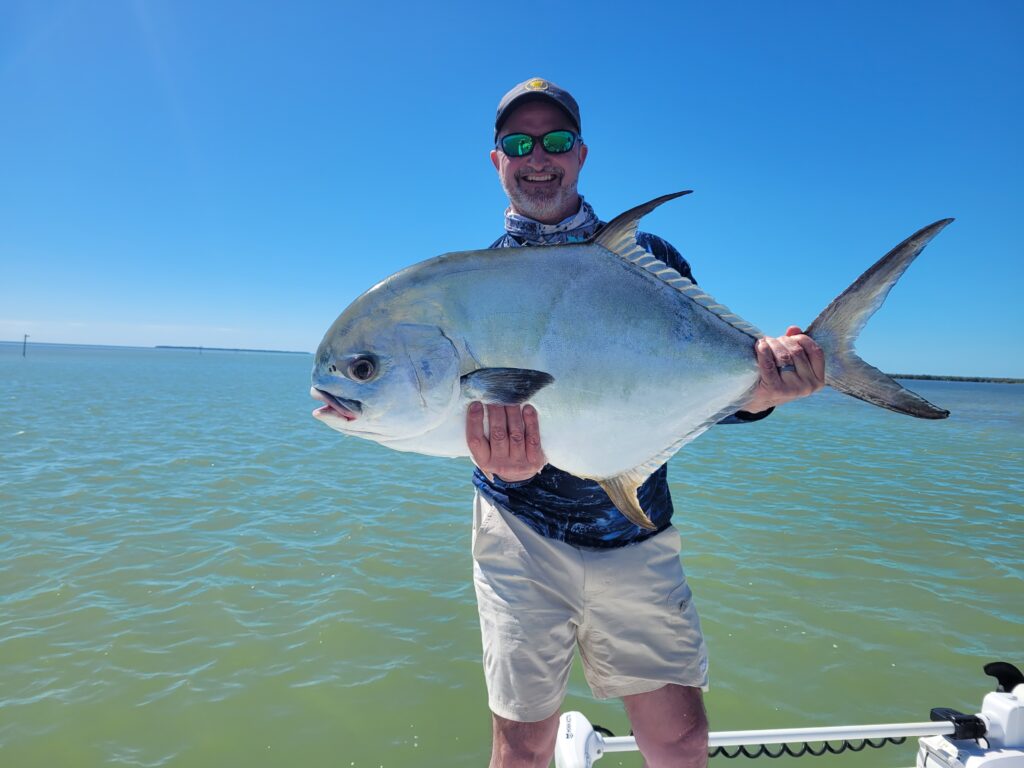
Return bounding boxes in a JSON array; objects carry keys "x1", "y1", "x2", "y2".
[{"x1": 472, "y1": 493, "x2": 708, "y2": 723}]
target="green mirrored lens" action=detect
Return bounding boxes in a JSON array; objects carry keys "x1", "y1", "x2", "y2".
[
  {"x1": 541, "y1": 130, "x2": 576, "y2": 154},
  {"x1": 501, "y1": 134, "x2": 534, "y2": 157}
]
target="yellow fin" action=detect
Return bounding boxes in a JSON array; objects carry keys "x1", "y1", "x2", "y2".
[{"x1": 597, "y1": 471, "x2": 656, "y2": 530}]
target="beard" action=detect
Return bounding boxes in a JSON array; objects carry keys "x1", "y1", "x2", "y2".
[{"x1": 500, "y1": 169, "x2": 580, "y2": 224}]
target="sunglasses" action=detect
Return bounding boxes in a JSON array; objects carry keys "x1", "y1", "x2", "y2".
[{"x1": 497, "y1": 130, "x2": 582, "y2": 158}]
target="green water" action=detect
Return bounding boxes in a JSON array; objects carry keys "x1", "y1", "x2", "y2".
[{"x1": 1, "y1": 343, "x2": 1021, "y2": 767}]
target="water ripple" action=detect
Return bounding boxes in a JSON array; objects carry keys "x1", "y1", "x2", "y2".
[{"x1": 1, "y1": 348, "x2": 1021, "y2": 766}]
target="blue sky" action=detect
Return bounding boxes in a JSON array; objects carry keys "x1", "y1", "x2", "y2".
[{"x1": 1, "y1": 1, "x2": 1021, "y2": 376}]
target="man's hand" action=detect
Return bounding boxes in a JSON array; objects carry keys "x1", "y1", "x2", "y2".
[
  {"x1": 743, "y1": 326, "x2": 826, "y2": 415},
  {"x1": 466, "y1": 402, "x2": 546, "y2": 483}
]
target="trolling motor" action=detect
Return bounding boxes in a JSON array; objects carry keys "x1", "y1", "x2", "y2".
[
  {"x1": 553, "y1": 662, "x2": 1024, "y2": 767},
  {"x1": 917, "y1": 662, "x2": 1024, "y2": 768}
]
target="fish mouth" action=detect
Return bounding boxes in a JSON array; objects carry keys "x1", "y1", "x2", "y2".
[{"x1": 310, "y1": 387, "x2": 362, "y2": 421}]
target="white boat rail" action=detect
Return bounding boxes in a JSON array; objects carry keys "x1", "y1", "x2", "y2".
[{"x1": 589, "y1": 720, "x2": 956, "y2": 754}]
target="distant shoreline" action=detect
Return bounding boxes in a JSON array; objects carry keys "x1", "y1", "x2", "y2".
[
  {"x1": 154, "y1": 345, "x2": 309, "y2": 355},
  {"x1": 889, "y1": 373, "x2": 1023, "y2": 384},
  {"x1": 1, "y1": 340, "x2": 310, "y2": 356},
  {"x1": 3, "y1": 341, "x2": 1021, "y2": 381}
]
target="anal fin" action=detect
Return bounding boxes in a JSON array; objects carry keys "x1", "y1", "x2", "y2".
[{"x1": 597, "y1": 470, "x2": 657, "y2": 530}]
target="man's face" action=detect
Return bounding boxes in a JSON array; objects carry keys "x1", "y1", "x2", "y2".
[{"x1": 491, "y1": 100, "x2": 588, "y2": 224}]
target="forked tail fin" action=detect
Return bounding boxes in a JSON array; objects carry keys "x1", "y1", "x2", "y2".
[{"x1": 806, "y1": 220, "x2": 953, "y2": 419}]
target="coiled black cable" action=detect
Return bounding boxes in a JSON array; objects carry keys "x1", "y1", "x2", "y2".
[
  {"x1": 593, "y1": 724, "x2": 906, "y2": 759},
  {"x1": 708, "y1": 736, "x2": 906, "y2": 758}
]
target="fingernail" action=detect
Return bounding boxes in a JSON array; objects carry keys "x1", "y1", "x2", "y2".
[{"x1": 470, "y1": 401, "x2": 482, "y2": 412}]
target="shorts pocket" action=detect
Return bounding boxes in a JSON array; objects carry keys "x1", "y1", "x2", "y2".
[
  {"x1": 472, "y1": 497, "x2": 528, "y2": 563},
  {"x1": 666, "y1": 578, "x2": 694, "y2": 615}
]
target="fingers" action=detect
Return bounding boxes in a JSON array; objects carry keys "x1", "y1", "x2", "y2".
[
  {"x1": 773, "y1": 332, "x2": 825, "y2": 391},
  {"x1": 755, "y1": 338, "x2": 783, "y2": 388},
  {"x1": 522, "y1": 405, "x2": 544, "y2": 467},
  {"x1": 749, "y1": 330, "x2": 826, "y2": 413},
  {"x1": 763, "y1": 334, "x2": 797, "y2": 370},
  {"x1": 782, "y1": 327, "x2": 824, "y2": 381},
  {"x1": 804, "y1": 337, "x2": 825, "y2": 383},
  {"x1": 486, "y1": 404, "x2": 510, "y2": 461},
  {"x1": 504, "y1": 404, "x2": 528, "y2": 464},
  {"x1": 764, "y1": 333, "x2": 821, "y2": 384},
  {"x1": 778, "y1": 334, "x2": 814, "y2": 380},
  {"x1": 464, "y1": 402, "x2": 546, "y2": 483},
  {"x1": 466, "y1": 401, "x2": 490, "y2": 466},
  {"x1": 790, "y1": 333, "x2": 826, "y2": 384}
]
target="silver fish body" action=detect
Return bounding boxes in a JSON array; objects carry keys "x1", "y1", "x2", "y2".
[{"x1": 312, "y1": 193, "x2": 950, "y2": 528}]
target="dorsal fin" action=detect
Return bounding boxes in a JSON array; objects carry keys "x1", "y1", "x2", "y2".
[
  {"x1": 591, "y1": 191, "x2": 764, "y2": 340},
  {"x1": 589, "y1": 191, "x2": 692, "y2": 254}
]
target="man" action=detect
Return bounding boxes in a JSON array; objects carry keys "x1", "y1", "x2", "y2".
[{"x1": 466, "y1": 77, "x2": 825, "y2": 768}]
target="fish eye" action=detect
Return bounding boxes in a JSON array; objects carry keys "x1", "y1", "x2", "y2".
[{"x1": 347, "y1": 356, "x2": 377, "y2": 382}]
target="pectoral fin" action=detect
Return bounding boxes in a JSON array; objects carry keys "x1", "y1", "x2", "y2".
[
  {"x1": 461, "y1": 368, "x2": 554, "y2": 404},
  {"x1": 597, "y1": 470, "x2": 657, "y2": 530}
]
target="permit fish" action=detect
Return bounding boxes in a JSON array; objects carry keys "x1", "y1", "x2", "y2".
[{"x1": 310, "y1": 192, "x2": 950, "y2": 528}]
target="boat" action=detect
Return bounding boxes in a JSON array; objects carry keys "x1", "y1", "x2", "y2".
[{"x1": 554, "y1": 662, "x2": 1024, "y2": 767}]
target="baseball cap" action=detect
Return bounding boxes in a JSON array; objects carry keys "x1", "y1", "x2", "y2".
[{"x1": 494, "y1": 78, "x2": 581, "y2": 141}]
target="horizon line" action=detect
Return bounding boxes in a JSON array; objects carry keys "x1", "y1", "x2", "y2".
[
  {"x1": 0, "y1": 339, "x2": 311, "y2": 355},
  {"x1": 2, "y1": 340, "x2": 1022, "y2": 383}
]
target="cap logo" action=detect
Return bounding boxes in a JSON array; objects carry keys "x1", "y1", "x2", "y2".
[{"x1": 525, "y1": 79, "x2": 549, "y2": 91}]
